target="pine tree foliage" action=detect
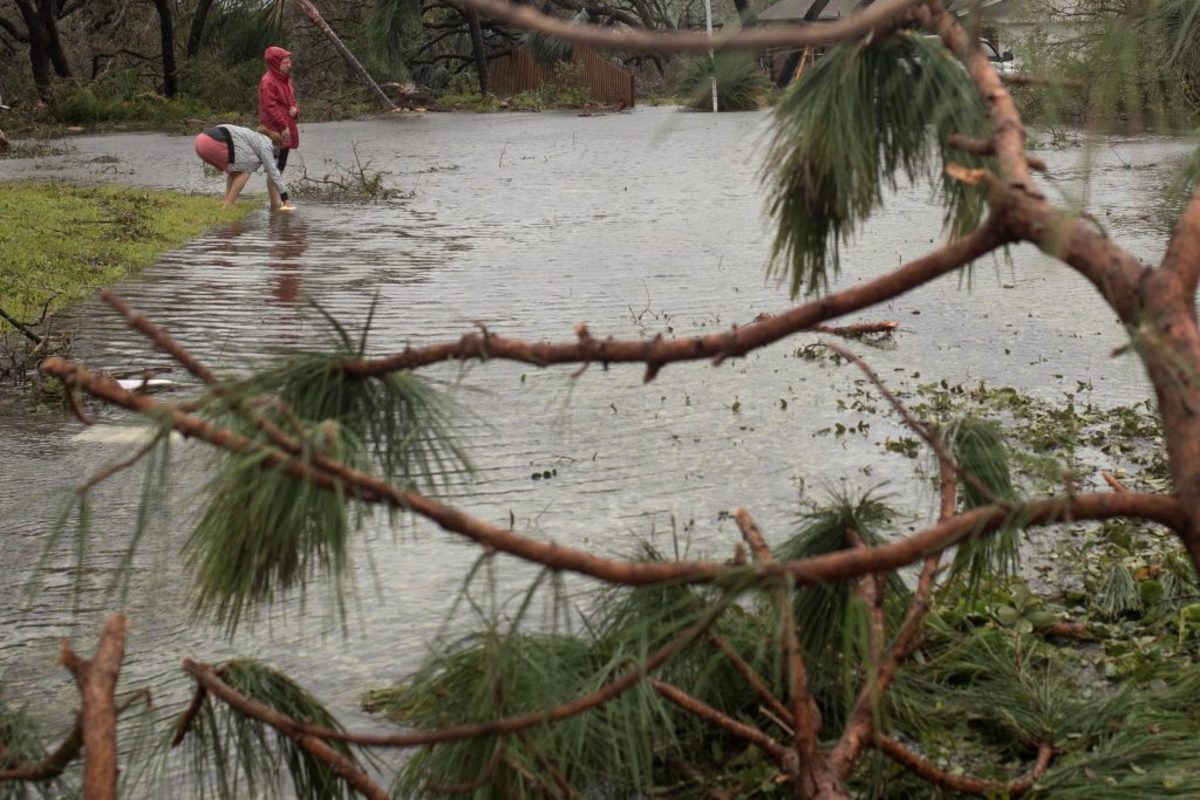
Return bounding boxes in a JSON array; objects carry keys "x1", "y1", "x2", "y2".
[
  {"x1": 384, "y1": 548, "x2": 759, "y2": 797},
  {"x1": 173, "y1": 659, "x2": 363, "y2": 800},
  {"x1": 183, "y1": 307, "x2": 472, "y2": 632},
  {"x1": 775, "y1": 496, "x2": 909, "y2": 724},
  {"x1": 764, "y1": 33, "x2": 992, "y2": 296},
  {"x1": 0, "y1": 701, "x2": 65, "y2": 799},
  {"x1": 944, "y1": 418, "x2": 1022, "y2": 593},
  {"x1": 15, "y1": 1, "x2": 1200, "y2": 798}
]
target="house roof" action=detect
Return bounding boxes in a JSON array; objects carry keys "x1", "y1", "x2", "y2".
[{"x1": 756, "y1": 0, "x2": 862, "y2": 23}]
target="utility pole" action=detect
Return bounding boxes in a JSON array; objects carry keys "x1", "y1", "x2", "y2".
[{"x1": 704, "y1": 0, "x2": 717, "y2": 112}]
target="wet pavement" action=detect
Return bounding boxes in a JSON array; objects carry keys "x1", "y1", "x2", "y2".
[{"x1": 0, "y1": 107, "x2": 1194, "y2": 788}]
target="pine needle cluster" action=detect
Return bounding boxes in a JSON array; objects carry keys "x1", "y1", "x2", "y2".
[{"x1": 764, "y1": 34, "x2": 992, "y2": 296}]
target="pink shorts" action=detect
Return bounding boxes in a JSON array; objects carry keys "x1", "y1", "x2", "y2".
[{"x1": 194, "y1": 133, "x2": 229, "y2": 172}]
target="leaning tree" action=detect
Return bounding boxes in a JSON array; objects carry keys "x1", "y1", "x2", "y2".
[{"x1": 7, "y1": 0, "x2": 1200, "y2": 798}]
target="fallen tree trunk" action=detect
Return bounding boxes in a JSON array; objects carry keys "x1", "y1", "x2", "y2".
[{"x1": 293, "y1": 0, "x2": 396, "y2": 111}]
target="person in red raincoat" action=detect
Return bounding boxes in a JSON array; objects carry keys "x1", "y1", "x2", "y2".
[{"x1": 258, "y1": 46, "x2": 299, "y2": 174}]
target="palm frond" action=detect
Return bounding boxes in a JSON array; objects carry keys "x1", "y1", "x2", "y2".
[
  {"x1": 763, "y1": 33, "x2": 990, "y2": 296},
  {"x1": 365, "y1": 0, "x2": 422, "y2": 75},
  {"x1": 202, "y1": 0, "x2": 289, "y2": 63},
  {"x1": 676, "y1": 52, "x2": 769, "y2": 112},
  {"x1": 523, "y1": 31, "x2": 573, "y2": 65}
]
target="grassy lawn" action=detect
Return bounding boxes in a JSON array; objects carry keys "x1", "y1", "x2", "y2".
[{"x1": 0, "y1": 181, "x2": 254, "y2": 326}]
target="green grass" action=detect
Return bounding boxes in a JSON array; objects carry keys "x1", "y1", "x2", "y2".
[{"x1": 0, "y1": 181, "x2": 254, "y2": 327}]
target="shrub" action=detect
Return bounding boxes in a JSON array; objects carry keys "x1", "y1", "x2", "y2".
[{"x1": 676, "y1": 52, "x2": 770, "y2": 111}]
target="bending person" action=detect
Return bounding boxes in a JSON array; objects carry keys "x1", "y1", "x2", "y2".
[{"x1": 194, "y1": 124, "x2": 293, "y2": 211}]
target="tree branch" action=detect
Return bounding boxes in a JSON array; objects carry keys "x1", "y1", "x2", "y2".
[
  {"x1": 822, "y1": 340, "x2": 999, "y2": 508},
  {"x1": 181, "y1": 660, "x2": 389, "y2": 800},
  {"x1": 39, "y1": 358, "x2": 1186, "y2": 592},
  {"x1": 1161, "y1": 186, "x2": 1200, "y2": 297},
  {"x1": 450, "y1": 0, "x2": 924, "y2": 54},
  {"x1": 707, "y1": 633, "x2": 793, "y2": 728},
  {"x1": 650, "y1": 679, "x2": 793, "y2": 769},
  {"x1": 875, "y1": 734, "x2": 1052, "y2": 797},
  {"x1": 341, "y1": 220, "x2": 1009, "y2": 379},
  {"x1": 0, "y1": 717, "x2": 82, "y2": 782},
  {"x1": 829, "y1": 456, "x2": 955, "y2": 778},
  {"x1": 187, "y1": 599, "x2": 725, "y2": 749},
  {"x1": 60, "y1": 614, "x2": 128, "y2": 800}
]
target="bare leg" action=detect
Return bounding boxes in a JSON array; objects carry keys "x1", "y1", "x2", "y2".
[{"x1": 223, "y1": 172, "x2": 251, "y2": 208}]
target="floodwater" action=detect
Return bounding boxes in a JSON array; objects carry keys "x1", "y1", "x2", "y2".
[{"x1": 0, "y1": 108, "x2": 1194, "y2": 789}]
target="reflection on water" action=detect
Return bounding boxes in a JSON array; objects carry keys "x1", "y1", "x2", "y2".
[
  {"x1": 0, "y1": 111, "x2": 1194, "y2": 790},
  {"x1": 267, "y1": 212, "x2": 309, "y2": 311}
]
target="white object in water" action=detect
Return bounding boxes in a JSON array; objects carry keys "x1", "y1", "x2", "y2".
[
  {"x1": 115, "y1": 377, "x2": 177, "y2": 392},
  {"x1": 71, "y1": 424, "x2": 171, "y2": 445}
]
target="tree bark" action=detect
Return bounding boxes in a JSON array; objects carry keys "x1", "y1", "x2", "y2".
[
  {"x1": 293, "y1": 0, "x2": 396, "y2": 110},
  {"x1": 185, "y1": 0, "x2": 215, "y2": 58},
  {"x1": 151, "y1": 0, "x2": 177, "y2": 97},
  {"x1": 466, "y1": 8, "x2": 489, "y2": 95},
  {"x1": 60, "y1": 614, "x2": 129, "y2": 800},
  {"x1": 39, "y1": 0, "x2": 71, "y2": 76},
  {"x1": 12, "y1": 0, "x2": 51, "y2": 88}
]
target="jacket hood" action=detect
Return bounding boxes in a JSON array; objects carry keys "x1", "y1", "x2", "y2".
[{"x1": 264, "y1": 46, "x2": 291, "y2": 80}]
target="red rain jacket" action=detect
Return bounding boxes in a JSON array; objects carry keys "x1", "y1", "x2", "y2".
[{"x1": 258, "y1": 46, "x2": 299, "y2": 149}]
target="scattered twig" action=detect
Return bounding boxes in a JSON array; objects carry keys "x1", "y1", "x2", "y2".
[
  {"x1": 0, "y1": 306, "x2": 44, "y2": 345},
  {"x1": 650, "y1": 679, "x2": 792, "y2": 769},
  {"x1": 170, "y1": 683, "x2": 209, "y2": 747},
  {"x1": 734, "y1": 508, "x2": 824, "y2": 792},
  {"x1": 708, "y1": 633, "x2": 793, "y2": 728},
  {"x1": 1102, "y1": 470, "x2": 1129, "y2": 493},
  {"x1": 1033, "y1": 622, "x2": 1096, "y2": 640},
  {"x1": 830, "y1": 456, "x2": 954, "y2": 778},
  {"x1": 874, "y1": 734, "x2": 1052, "y2": 797},
  {"x1": 821, "y1": 340, "x2": 1001, "y2": 509},
  {"x1": 516, "y1": 730, "x2": 578, "y2": 799}
]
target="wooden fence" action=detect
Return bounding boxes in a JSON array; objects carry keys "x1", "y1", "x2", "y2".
[{"x1": 489, "y1": 45, "x2": 635, "y2": 107}]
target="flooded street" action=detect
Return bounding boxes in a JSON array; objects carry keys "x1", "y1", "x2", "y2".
[{"x1": 0, "y1": 107, "x2": 1193, "y2": 786}]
